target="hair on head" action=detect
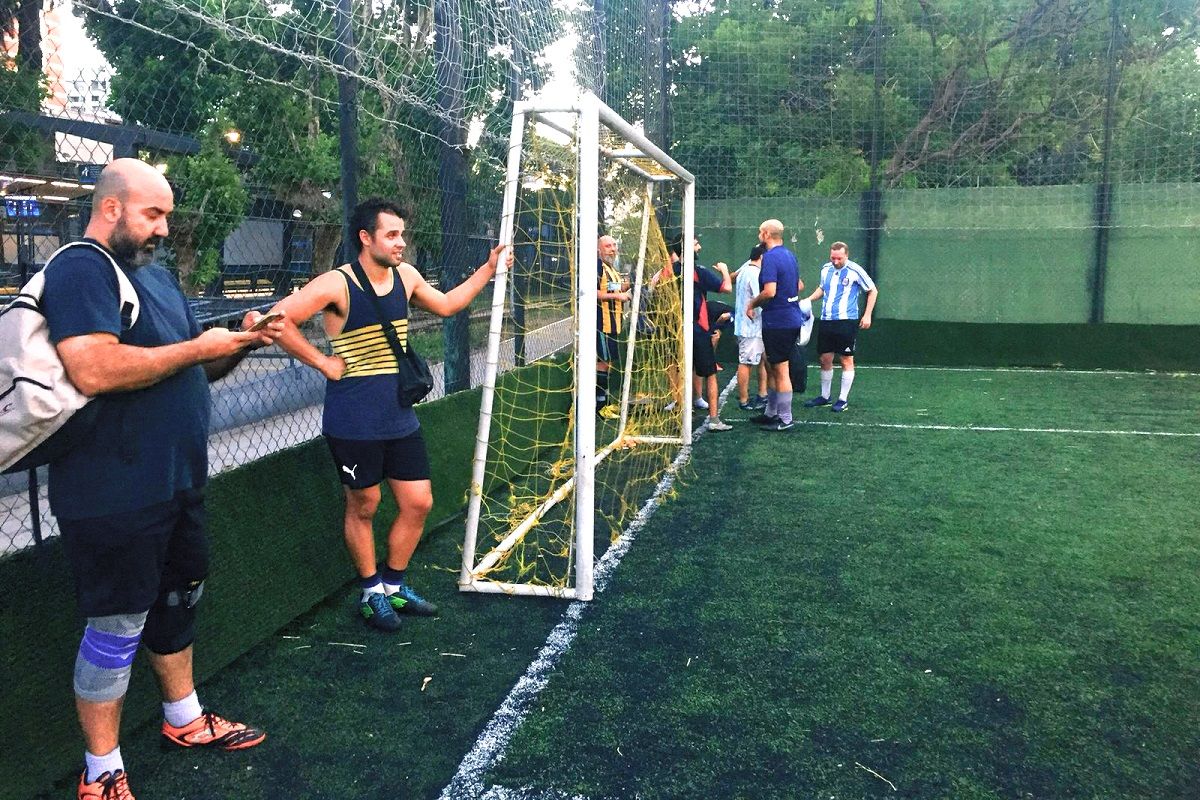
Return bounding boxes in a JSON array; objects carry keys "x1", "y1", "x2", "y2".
[{"x1": 350, "y1": 198, "x2": 408, "y2": 251}]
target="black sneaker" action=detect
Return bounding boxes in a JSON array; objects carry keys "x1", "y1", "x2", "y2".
[
  {"x1": 388, "y1": 584, "x2": 439, "y2": 616},
  {"x1": 803, "y1": 395, "x2": 831, "y2": 408},
  {"x1": 750, "y1": 413, "x2": 780, "y2": 425},
  {"x1": 763, "y1": 420, "x2": 794, "y2": 432}
]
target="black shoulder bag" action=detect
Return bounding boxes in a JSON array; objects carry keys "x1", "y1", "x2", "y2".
[{"x1": 347, "y1": 261, "x2": 434, "y2": 407}]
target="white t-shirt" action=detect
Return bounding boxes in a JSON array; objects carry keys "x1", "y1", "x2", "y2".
[{"x1": 733, "y1": 260, "x2": 762, "y2": 338}]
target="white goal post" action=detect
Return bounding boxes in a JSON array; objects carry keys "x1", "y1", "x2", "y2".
[{"x1": 459, "y1": 91, "x2": 697, "y2": 601}]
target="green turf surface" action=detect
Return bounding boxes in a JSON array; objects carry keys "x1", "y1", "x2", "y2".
[
  {"x1": 489, "y1": 367, "x2": 1200, "y2": 799},
  {"x1": 31, "y1": 366, "x2": 1200, "y2": 799}
]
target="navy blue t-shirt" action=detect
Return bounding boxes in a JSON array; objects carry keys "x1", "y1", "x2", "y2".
[
  {"x1": 41, "y1": 241, "x2": 209, "y2": 521},
  {"x1": 759, "y1": 245, "x2": 805, "y2": 329},
  {"x1": 673, "y1": 261, "x2": 724, "y2": 333}
]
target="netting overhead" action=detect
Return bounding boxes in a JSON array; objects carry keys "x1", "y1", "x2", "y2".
[{"x1": 460, "y1": 97, "x2": 691, "y2": 600}]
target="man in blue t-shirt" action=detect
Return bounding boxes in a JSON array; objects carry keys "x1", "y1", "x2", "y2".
[
  {"x1": 43, "y1": 159, "x2": 285, "y2": 799},
  {"x1": 747, "y1": 219, "x2": 805, "y2": 431},
  {"x1": 803, "y1": 241, "x2": 879, "y2": 412}
]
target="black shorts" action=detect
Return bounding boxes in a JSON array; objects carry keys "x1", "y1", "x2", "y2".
[
  {"x1": 707, "y1": 300, "x2": 734, "y2": 332},
  {"x1": 816, "y1": 318, "x2": 859, "y2": 356},
  {"x1": 597, "y1": 330, "x2": 620, "y2": 365},
  {"x1": 59, "y1": 488, "x2": 210, "y2": 617},
  {"x1": 325, "y1": 429, "x2": 431, "y2": 489},
  {"x1": 762, "y1": 328, "x2": 800, "y2": 365},
  {"x1": 692, "y1": 329, "x2": 717, "y2": 378}
]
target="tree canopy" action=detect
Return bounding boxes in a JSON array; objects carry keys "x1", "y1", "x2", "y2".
[{"x1": 663, "y1": 0, "x2": 1200, "y2": 197}]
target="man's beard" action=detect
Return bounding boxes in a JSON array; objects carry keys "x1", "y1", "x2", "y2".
[
  {"x1": 110, "y1": 223, "x2": 160, "y2": 269},
  {"x1": 371, "y1": 245, "x2": 402, "y2": 268}
]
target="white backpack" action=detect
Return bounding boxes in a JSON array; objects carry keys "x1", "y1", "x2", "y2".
[{"x1": 0, "y1": 241, "x2": 140, "y2": 473}]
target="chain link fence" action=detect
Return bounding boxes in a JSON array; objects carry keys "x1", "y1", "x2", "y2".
[{"x1": 3, "y1": 0, "x2": 1197, "y2": 555}]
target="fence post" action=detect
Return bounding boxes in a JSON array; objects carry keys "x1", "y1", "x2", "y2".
[
  {"x1": 334, "y1": 0, "x2": 359, "y2": 266},
  {"x1": 436, "y1": 0, "x2": 472, "y2": 394},
  {"x1": 860, "y1": 0, "x2": 884, "y2": 280},
  {"x1": 1091, "y1": 0, "x2": 1120, "y2": 324}
]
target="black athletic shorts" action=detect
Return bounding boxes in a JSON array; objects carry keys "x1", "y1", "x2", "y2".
[
  {"x1": 707, "y1": 300, "x2": 734, "y2": 332},
  {"x1": 816, "y1": 318, "x2": 859, "y2": 356},
  {"x1": 762, "y1": 327, "x2": 800, "y2": 365},
  {"x1": 325, "y1": 429, "x2": 431, "y2": 489},
  {"x1": 59, "y1": 488, "x2": 210, "y2": 618},
  {"x1": 692, "y1": 329, "x2": 718, "y2": 378},
  {"x1": 597, "y1": 330, "x2": 620, "y2": 365}
]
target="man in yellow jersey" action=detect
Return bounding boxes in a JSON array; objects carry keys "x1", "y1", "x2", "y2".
[
  {"x1": 270, "y1": 198, "x2": 510, "y2": 631},
  {"x1": 596, "y1": 234, "x2": 630, "y2": 416}
]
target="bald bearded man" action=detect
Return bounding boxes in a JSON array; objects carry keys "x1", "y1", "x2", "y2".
[{"x1": 42, "y1": 158, "x2": 285, "y2": 799}]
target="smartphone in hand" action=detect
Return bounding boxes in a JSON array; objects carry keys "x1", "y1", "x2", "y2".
[{"x1": 248, "y1": 311, "x2": 284, "y2": 332}]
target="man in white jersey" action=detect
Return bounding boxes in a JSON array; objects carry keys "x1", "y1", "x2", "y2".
[
  {"x1": 802, "y1": 241, "x2": 878, "y2": 412},
  {"x1": 732, "y1": 243, "x2": 769, "y2": 411}
]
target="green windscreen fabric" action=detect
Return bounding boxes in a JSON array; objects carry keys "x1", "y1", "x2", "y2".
[
  {"x1": 699, "y1": 182, "x2": 1196, "y2": 327},
  {"x1": 1106, "y1": 182, "x2": 1200, "y2": 325}
]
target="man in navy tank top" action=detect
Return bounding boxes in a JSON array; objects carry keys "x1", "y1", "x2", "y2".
[{"x1": 270, "y1": 198, "x2": 511, "y2": 631}]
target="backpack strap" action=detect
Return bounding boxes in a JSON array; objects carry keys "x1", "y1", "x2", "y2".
[{"x1": 43, "y1": 241, "x2": 141, "y2": 333}]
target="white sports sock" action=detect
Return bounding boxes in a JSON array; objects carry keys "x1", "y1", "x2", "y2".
[
  {"x1": 839, "y1": 369, "x2": 855, "y2": 401},
  {"x1": 359, "y1": 580, "x2": 385, "y2": 601},
  {"x1": 820, "y1": 369, "x2": 833, "y2": 399},
  {"x1": 778, "y1": 391, "x2": 793, "y2": 424},
  {"x1": 85, "y1": 745, "x2": 123, "y2": 782},
  {"x1": 163, "y1": 690, "x2": 203, "y2": 728}
]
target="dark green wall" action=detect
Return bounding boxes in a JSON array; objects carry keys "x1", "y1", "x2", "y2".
[{"x1": 858, "y1": 319, "x2": 1200, "y2": 371}]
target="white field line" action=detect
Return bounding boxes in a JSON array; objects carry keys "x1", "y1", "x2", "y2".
[
  {"x1": 844, "y1": 364, "x2": 1200, "y2": 377},
  {"x1": 794, "y1": 419, "x2": 1200, "y2": 438},
  {"x1": 439, "y1": 377, "x2": 739, "y2": 800}
]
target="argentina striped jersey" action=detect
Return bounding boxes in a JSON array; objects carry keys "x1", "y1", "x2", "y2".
[{"x1": 819, "y1": 259, "x2": 876, "y2": 321}]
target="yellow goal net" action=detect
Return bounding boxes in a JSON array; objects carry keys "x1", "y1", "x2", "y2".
[{"x1": 459, "y1": 93, "x2": 698, "y2": 600}]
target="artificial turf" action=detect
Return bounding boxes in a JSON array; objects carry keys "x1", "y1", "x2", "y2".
[
  {"x1": 32, "y1": 366, "x2": 1200, "y2": 799},
  {"x1": 488, "y1": 367, "x2": 1200, "y2": 799}
]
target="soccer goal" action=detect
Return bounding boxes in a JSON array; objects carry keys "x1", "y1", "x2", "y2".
[{"x1": 459, "y1": 92, "x2": 698, "y2": 601}]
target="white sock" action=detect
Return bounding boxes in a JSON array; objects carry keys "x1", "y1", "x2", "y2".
[
  {"x1": 778, "y1": 391, "x2": 793, "y2": 424},
  {"x1": 839, "y1": 369, "x2": 855, "y2": 401},
  {"x1": 360, "y1": 580, "x2": 385, "y2": 601},
  {"x1": 85, "y1": 746, "x2": 123, "y2": 782},
  {"x1": 163, "y1": 690, "x2": 203, "y2": 728},
  {"x1": 820, "y1": 369, "x2": 833, "y2": 399}
]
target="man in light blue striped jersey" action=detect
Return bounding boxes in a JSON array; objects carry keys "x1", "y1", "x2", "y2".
[{"x1": 803, "y1": 241, "x2": 879, "y2": 412}]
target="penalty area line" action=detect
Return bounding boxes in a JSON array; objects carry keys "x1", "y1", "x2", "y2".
[
  {"x1": 439, "y1": 380, "x2": 739, "y2": 800},
  {"x1": 863, "y1": 364, "x2": 1200, "y2": 378}
]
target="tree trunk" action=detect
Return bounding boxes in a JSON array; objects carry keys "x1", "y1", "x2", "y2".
[{"x1": 16, "y1": 0, "x2": 41, "y2": 71}]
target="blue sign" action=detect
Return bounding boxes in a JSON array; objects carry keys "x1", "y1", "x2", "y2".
[
  {"x1": 4, "y1": 196, "x2": 41, "y2": 218},
  {"x1": 78, "y1": 164, "x2": 105, "y2": 185}
]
